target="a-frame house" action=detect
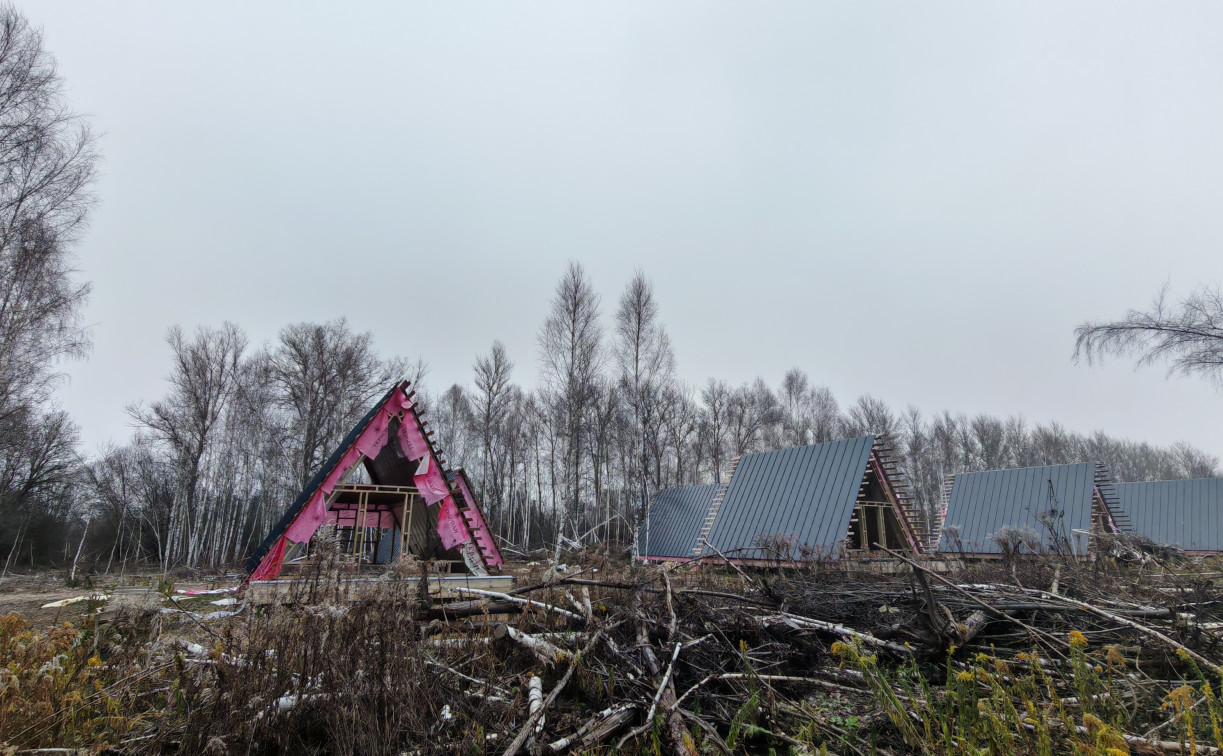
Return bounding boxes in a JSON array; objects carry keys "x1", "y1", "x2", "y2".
[
  {"x1": 245, "y1": 381, "x2": 503, "y2": 582},
  {"x1": 638, "y1": 435, "x2": 929, "y2": 564},
  {"x1": 936, "y1": 462, "x2": 1127, "y2": 557}
]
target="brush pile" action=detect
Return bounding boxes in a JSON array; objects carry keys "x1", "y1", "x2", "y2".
[{"x1": 5, "y1": 547, "x2": 1223, "y2": 755}]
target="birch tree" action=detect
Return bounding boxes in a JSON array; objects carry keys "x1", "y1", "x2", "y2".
[
  {"x1": 128, "y1": 323, "x2": 247, "y2": 567},
  {"x1": 613, "y1": 271, "x2": 675, "y2": 525},
  {"x1": 269, "y1": 318, "x2": 402, "y2": 488},
  {"x1": 538, "y1": 261, "x2": 604, "y2": 534},
  {"x1": 472, "y1": 341, "x2": 514, "y2": 517},
  {"x1": 1075, "y1": 284, "x2": 1223, "y2": 383},
  {"x1": 0, "y1": 5, "x2": 97, "y2": 569}
]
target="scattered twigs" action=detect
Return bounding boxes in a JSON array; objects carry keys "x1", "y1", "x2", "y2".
[
  {"x1": 16, "y1": 550, "x2": 1223, "y2": 754},
  {"x1": 424, "y1": 656, "x2": 513, "y2": 702},
  {"x1": 878, "y1": 545, "x2": 1069, "y2": 651},
  {"x1": 702, "y1": 541, "x2": 763, "y2": 591},
  {"x1": 1031, "y1": 589, "x2": 1222, "y2": 673},
  {"x1": 1143, "y1": 696, "x2": 1207, "y2": 738}
]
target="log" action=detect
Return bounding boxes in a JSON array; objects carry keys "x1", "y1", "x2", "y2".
[
  {"x1": 427, "y1": 600, "x2": 521, "y2": 619},
  {"x1": 454, "y1": 587, "x2": 583, "y2": 621},
  {"x1": 493, "y1": 624, "x2": 569, "y2": 665},
  {"x1": 545, "y1": 704, "x2": 636, "y2": 753},
  {"x1": 761, "y1": 613, "x2": 913, "y2": 657},
  {"x1": 959, "y1": 610, "x2": 989, "y2": 643},
  {"x1": 527, "y1": 675, "x2": 544, "y2": 737},
  {"x1": 502, "y1": 633, "x2": 603, "y2": 756}
]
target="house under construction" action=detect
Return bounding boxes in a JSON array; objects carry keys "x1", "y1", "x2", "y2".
[
  {"x1": 637, "y1": 435, "x2": 929, "y2": 564},
  {"x1": 245, "y1": 381, "x2": 503, "y2": 583}
]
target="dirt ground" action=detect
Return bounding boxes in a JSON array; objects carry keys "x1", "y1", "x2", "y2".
[
  {"x1": 0, "y1": 560, "x2": 540, "y2": 626},
  {"x1": 0, "y1": 570, "x2": 236, "y2": 626}
]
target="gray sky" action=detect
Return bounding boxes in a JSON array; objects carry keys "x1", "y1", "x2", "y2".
[{"x1": 27, "y1": 1, "x2": 1223, "y2": 458}]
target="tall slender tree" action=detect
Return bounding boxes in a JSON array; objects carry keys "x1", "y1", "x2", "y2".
[
  {"x1": 537, "y1": 262, "x2": 604, "y2": 535},
  {"x1": 128, "y1": 323, "x2": 247, "y2": 567},
  {"x1": 472, "y1": 341, "x2": 514, "y2": 516},
  {"x1": 613, "y1": 271, "x2": 675, "y2": 525}
]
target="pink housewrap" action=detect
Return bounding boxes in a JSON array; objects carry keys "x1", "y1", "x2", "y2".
[
  {"x1": 280, "y1": 393, "x2": 414, "y2": 545},
  {"x1": 436, "y1": 497, "x2": 470, "y2": 550},
  {"x1": 284, "y1": 445, "x2": 359, "y2": 542},
  {"x1": 452, "y1": 472, "x2": 503, "y2": 569},
  {"x1": 413, "y1": 454, "x2": 450, "y2": 505},
  {"x1": 397, "y1": 413, "x2": 431, "y2": 460}
]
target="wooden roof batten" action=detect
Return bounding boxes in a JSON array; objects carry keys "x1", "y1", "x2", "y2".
[{"x1": 866, "y1": 433, "x2": 928, "y2": 552}]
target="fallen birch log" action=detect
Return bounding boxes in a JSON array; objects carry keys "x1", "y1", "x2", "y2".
[
  {"x1": 493, "y1": 624, "x2": 569, "y2": 665},
  {"x1": 545, "y1": 704, "x2": 636, "y2": 753},
  {"x1": 762, "y1": 612, "x2": 914, "y2": 656},
  {"x1": 527, "y1": 675, "x2": 544, "y2": 738},
  {"x1": 453, "y1": 587, "x2": 583, "y2": 621},
  {"x1": 502, "y1": 633, "x2": 603, "y2": 756}
]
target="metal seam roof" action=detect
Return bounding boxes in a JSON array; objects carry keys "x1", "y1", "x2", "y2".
[
  {"x1": 1114, "y1": 478, "x2": 1223, "y2": 552},
  {"x1": 702, "y1": 435, "x2": 875, "y2": 561},
  {"x1": 637, "y1": 484, "x2": 720, "y2": 559},
  {"x1": 936, "y1": 462, "x2": 1100, "y2": 555}
]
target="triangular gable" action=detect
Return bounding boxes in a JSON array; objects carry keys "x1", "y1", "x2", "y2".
[{"x1": 245, "y1": 381, "x2": 502, "y2": 581}]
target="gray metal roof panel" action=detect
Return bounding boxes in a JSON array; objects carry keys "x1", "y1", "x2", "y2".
[
  {"x1": 637, "y1": 484, "x2": 720, "y2": 559},
  {"x1": 1114, "y1": 479, "x2": 1223, "y2": 551},
  {"x1": 936, "y1": 462, "x2": 1098, "y2": 555},
  {"x1": 703, "y1": 435, "x2": 875, "y2": 560}
]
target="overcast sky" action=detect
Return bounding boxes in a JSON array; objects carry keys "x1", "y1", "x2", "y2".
[{"x1": 26, "y1": 2, "x2": 1223, "y2": 459}]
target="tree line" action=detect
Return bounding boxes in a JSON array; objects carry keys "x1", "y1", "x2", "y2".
[
  {"x1": 0, "y1": 3, "x2": 1217, "y2": 574},
  {"x1": 51, "y1": 261, "x2": 1213, "y2": 572}
]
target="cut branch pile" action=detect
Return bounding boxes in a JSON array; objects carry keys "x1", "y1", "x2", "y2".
[{"x1": 7, "y1": 550, "x2": 1223, "y2": 755}]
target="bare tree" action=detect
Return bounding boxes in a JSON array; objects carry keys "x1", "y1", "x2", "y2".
[
  {"x1": 1075, "y1": 284, "x2": 1223, "y2": 383},
  {"x1": 0, "y1": 4, "x2": 96, "y2": 421},
  {"x1": 433, "y1": 383, "x2": 476, "y2": 469},
  {"x1": 613, "y1": 271, "x2": 675, "y2": 526},
  {"x1": 537, "y1": 261, "x2": 604, "y2": 537},
  {"x1": 778, "y1": 368, "x2": 842, "y2": 446},
  {"x1": 700, "y1": 378, "x2": 731, "y2": 482},
  {"x1": 268, "y1": 318, "x2": 403, "y2": 488},
  {"x1": 842, "y1": 394, "x2": 898, "y2": 439},
  {"x1": 971, "y1": 414, "x2": 1007, "y2": 470},
  {"x1": 472, "y1": 341, "x2": 514, "y2": 517},
  {"x1": 0, "y1": 5, "x2": 97, "y2": 567},
  {"x1": 726, "y1": 379, "x2": 781, "y2": 456},
  {"x1": 128, "y1": 323, "x2": 247, "y2": 568}
]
